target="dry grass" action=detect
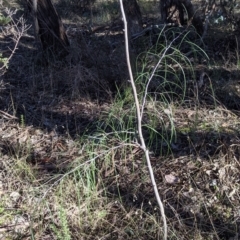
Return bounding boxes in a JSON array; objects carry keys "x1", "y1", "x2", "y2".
[{"x1": 1, "y1": 0, "x2": 240, "y2": 239}]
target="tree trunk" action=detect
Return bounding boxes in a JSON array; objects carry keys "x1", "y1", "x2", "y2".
[
  {"x1": 122, "y1": 0, "x2": 143, "y2": 76},
  {"x1": 27, "y1": 0, "x2": 70, "y2": 59},
  {"x1": 160, "y1": 0, "x2": 203, "y2": 35},
  {"x1": 123, "y1": 0, "x2": 143, "y2": 36},
  {"x1": 160, "y1": 0, "x2": 184, "y2": 26},
  {"x1": 181, "y1": 0, "x2": 203, "y2": 35}
]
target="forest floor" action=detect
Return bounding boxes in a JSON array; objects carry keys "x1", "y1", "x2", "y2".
[{"x1": 1, "y1": 0, "x2": 240, "y2": 239}]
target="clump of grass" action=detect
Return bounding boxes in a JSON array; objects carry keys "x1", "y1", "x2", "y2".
[
  {"x1": 132, "y1": 26, "x2": 208, "y2": 155},
  {"x1": 136, "y1": 27, "x2": 207, "y2": 102}
]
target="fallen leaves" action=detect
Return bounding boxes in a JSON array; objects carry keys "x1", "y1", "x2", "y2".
[{"x1": 165, "y1": 173, "x2": 179, "y2": 184}]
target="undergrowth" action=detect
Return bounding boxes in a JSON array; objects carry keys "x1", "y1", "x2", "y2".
[{"x1": 1, "y1": 1, "x2": 240, "y2": 239}]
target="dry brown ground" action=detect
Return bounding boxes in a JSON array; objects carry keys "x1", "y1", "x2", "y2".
[{"x1": 1, "y1": 0, "x2": 240, "y2": 239}]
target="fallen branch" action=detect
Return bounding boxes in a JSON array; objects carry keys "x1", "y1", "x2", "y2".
[{"x1": 0, "y1": 110, "x2": 18, "y2": 120}]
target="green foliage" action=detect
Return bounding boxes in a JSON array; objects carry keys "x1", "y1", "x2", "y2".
[
  {"x1": 0, "y1": 13, "x2": 10, "y2": 25},
  {"x1": 132, "y1": 27, "x2": 208, "y2": 154},
  {"x1": 0, "y1": 53, "x2": 9, "y2": 69},
  {"x1": 52, "y1": 206, "x2": 71, "y2": 240},
  {"x1": 20, "y1": 115, "x2": 25, "y2": 127},
  {"x1": 1, "y1": 1, "x2": 239, "y2": 239},
  {"x1": 137, "y1": 28, "x2": 206, "y2": 101}
]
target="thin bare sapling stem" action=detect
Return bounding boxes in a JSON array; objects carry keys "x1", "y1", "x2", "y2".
[{"x1": 119, "y1": 1, "x2": 167, "y2": 239}]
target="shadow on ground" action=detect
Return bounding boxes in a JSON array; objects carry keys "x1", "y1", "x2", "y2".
[{"x1": 1, "y1": 3, "x2": 240, "y2": 239}]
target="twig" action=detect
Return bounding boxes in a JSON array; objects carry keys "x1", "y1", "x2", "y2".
[
  {"x1": 0, "y1": 11, "x2": 30, "y2": 71},
  {"x1": 119, "y1": 1, "x2": 167, "y2": 239},
  {"x1": 201, "y1": 3, "x2": 215, "y2": 40},
  {"x1": 0, "y1": 110, "x2": 18, "y2": 120}
]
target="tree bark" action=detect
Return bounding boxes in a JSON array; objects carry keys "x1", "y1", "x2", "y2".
[
  {"x1": 27, "y1": 0, "x2": 70, "y2": 59},
  {"x1": 160, "y1": 0, "x2": 203, "y2": 35},
  {"x1": 123, "y1": 0, "x2": 143, "y2": 36},
  {"x1": 181, "y1": 0, "x2": 203, "y2": 35},
  {"x1": 122, "y1": 0, "x2": 143, "y2": 75},
  {"x1": 160, "y1": 0, "x2": 184, "y2": 26}
]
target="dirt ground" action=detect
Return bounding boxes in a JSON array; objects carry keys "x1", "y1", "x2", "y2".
[{"x1": 1, "y1": 0, "x2": 240, "y2": 239}]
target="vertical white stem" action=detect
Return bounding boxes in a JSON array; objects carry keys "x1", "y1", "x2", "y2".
[{"x1": 119, "y1": 1, "x2": 168, "y2": 239}]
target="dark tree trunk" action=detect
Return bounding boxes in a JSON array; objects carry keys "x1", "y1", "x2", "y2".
[
  {"x1": 181, "y1": 0, "x2": 203, "y2": 35},
  {"x1": 160, "y1": 0, "x2": 203, "y2": 35},
  {"x1": 27, "y1": 0, "x2": 70, "y2": 59},
  {"x1": 160, "y1": 0, "x2": 184, "y2": 26},
  {"x1": 122, "y1": 0, "x2": 143, "y2": 76},
  {"x1": 123, "y1": 0, "x2": 143, "y2": 36}
]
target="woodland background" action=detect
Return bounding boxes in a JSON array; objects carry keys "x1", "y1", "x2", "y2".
[{"x1": 1, "y1": 0, "x2": 240, "y2": 239}]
